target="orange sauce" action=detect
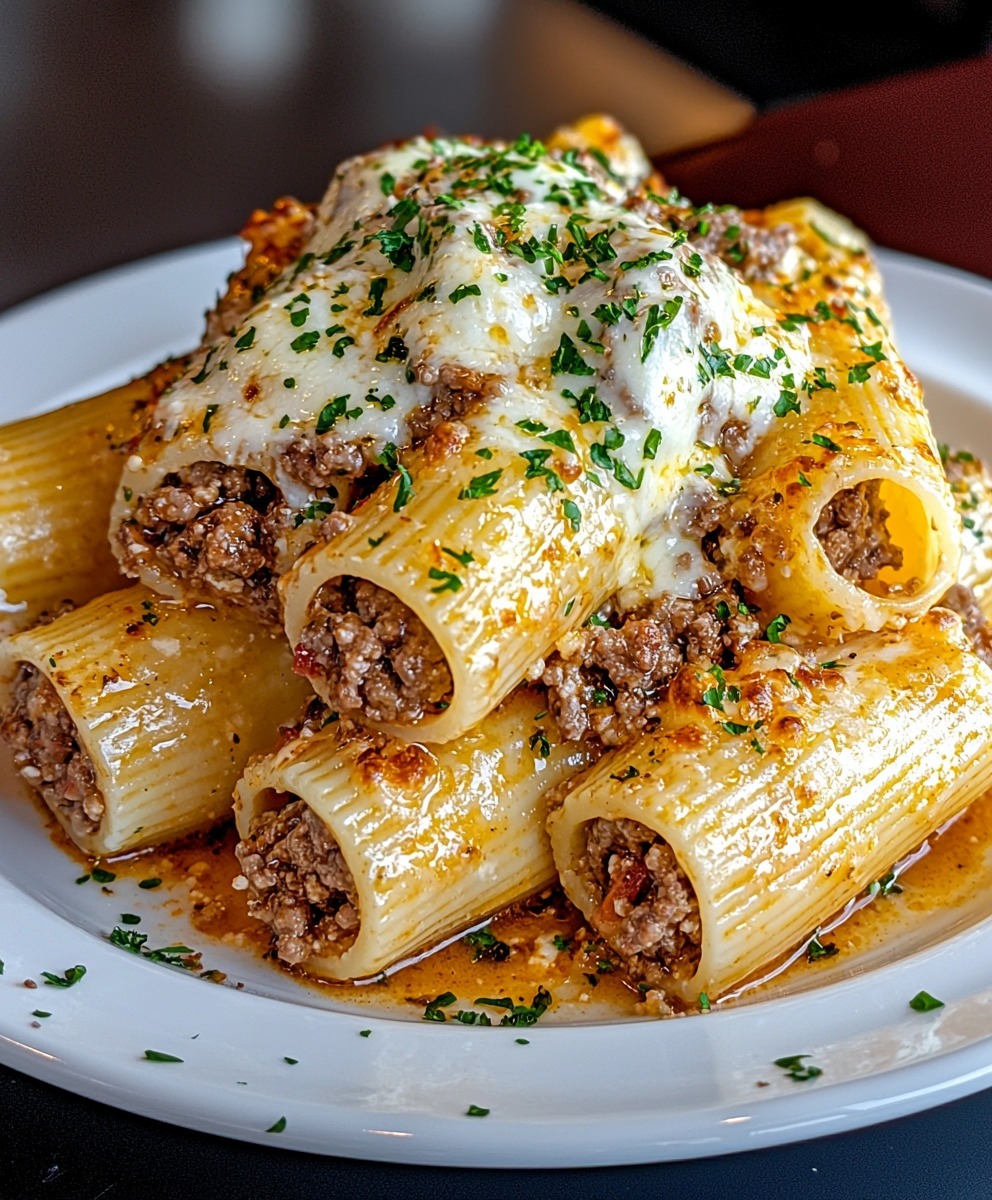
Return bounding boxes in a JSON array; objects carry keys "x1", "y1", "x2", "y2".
[{"x1": 36, "y1": 783, "x2": 992, "y2": 1020}]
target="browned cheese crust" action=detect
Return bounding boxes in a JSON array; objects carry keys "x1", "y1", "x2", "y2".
[{"x1": 204, "y1": 197, "x2": 317, "y2": 343}]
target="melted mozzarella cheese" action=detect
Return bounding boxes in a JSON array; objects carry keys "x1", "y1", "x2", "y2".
[{"x1": 125, "y1": 126, "x2": 812, "y2": 601}]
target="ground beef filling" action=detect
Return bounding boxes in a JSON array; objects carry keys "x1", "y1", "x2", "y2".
[
  {"x1": 814, "y1": 480, "x2": 903, "y2": 585},
  {"x1": 119, "y1": 462, "x2": 290, "y2": 621},
  {"x1": 295, "y1": 577, "x2": 453, "y2": 723},
  {"x1": 542, "y1": 590, "x2": 759, "y2": 745},
  {"x1": 940, "y1": 583, "x2": 992, "y2": 667},
  {"x1": 583, "y1": 818, "x2": 701, "y2": 983},
  {"x1": 236, "y1": 797, "x2": 360, "y2": 965},
  {"x1": 1, "y1": 664, "x2": 104, "y2": 835}
]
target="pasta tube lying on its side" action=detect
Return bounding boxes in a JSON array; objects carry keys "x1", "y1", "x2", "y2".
[
  {"x1": 0, "y1": 371, "x2": 173, "y2": 633},
  {"x1": 233, "y1": 687, "x2": 596, "y2": 981},
  {"x1": 548, "y1": 609, "x2": 992, "y2": 1004},
  {"x1": 718, "y1": 199, "x2": 958, "y2": 638},
  {"x1": 0, "y1": 587, "x2": 310, "y2": 856}
]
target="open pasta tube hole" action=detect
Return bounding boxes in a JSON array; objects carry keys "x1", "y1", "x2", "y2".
[
  {"x1": 814, "y1": 478, "x2": 931, "y2": 598},
  {"x1": 294, "y1": 576, "x2": 454, "y2": 723},
  {"x1": 235, "y1": 791, "x2": 361, "y2": 966},
  {"x1": 0, "y1": 662, "x2": 105, "y2": 839},
  {"x1": 117, "y1": 461, "x2": 290, "y2": 621},
  {"x1": 580, "y1": 817, "x2": 701, "y2": 985}
]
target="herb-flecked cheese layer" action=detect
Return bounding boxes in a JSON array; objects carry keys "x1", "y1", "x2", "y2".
[{"x1": 116, "y1": 125, "x2": 812, "y2": 600}]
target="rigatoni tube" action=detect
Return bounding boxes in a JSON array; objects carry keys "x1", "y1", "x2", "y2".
[
  {"x1": 0, "y1": 586, "x2": 310, "y2": 856},
  {"x1": 548, "y1": 611, "x2": 992, "y2": 1004},
  {"x1": 0, "y1": 374, "x2": 161, "y2": 633},
  {"x1": 719, "y1": 199, "x2": 958, "y2": 637},
  {"x1": 234, "y1": 687, "x2": 596, "y2": 980}
]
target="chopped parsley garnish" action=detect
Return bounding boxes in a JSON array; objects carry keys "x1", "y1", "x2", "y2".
[
  {"x1": 331, "y1": 335, "x2": 355, "y2": 357},
  {"x1": 41, "y1": 965, "x2": 86, "y2": 989},
  {"x1": 643, "y1": 429, "x2": 662, "y2": 460},
  {"x1": 550, "y1": 333, "x2": 594, "y2": 377},
  {"x1": 449, "y1": 283, "x2": 481, "y2": 304},
  {"x1": 766, "y1": 613, "x2": 791, "y2": 644},
  {"x1": 552, "y1": 934, "x2": 572, "y2": 952},
  {"x1": 365, "y1": 391, "x2": 396, "y2": 410},
  {"x1": 202, "y1": 404, "x2": 219, "y2": 432},
  {"x1": 868, "y1": 870, "x2": 903, "y2": 897},
  {"x1": 564, "y1": 385, "x2": 611, "y2": 424},
  {"x1": 798, "y1": 472, "x2": 812, "y2": 487},
  {"x1": 806, "y1": 933, "x2": 839, "y2": 962},
  {"x1": 393, "y1": 464, "x2": 414, "y2": 511},
  {"x1": 290, "y1": 330, "x2": 320, "y2": 354},
  {"x1": 428, "y1": 568, "x2": 462, "y2": 594},
  {"x1": 359, "y1": 1029, "x2": 372, "y2": 1038},
  {"x1": 774, "y1": 390, "x2": 801, "y2": 418},
  {"x1": 442, "y1": 546, "x2": 474, "y2": 567},
  {"x1": 316, "y1": 394, "x2": 362, "y2": 434},
  {"x1": 908, "y1": 991, "x2": 944, "y2": 1012},
  {"x1": 619, "y1": 249, "x2": 672, "y2": 271},
  {"x1": 459, "y1": 469, "x2": 502, "y2": 500},
  {"x1": 462, "y1": 927, "x2": 511, "y2": 963},
  {"x1": 466, "y1": 1105, "x2": 490, "y2": 1117},
  {"x1": 423, "y1": 992, "x2": 458, "y2": 1022},
  {"x1": 541, "y1": 429, "x2": 577, "y2": 454},
  {"x1": 375, "y1": 335, "x2": 409, "y2": 363},
  {"x1": 234, "y1": 326, "x2": 256, "y2": 351},
  {"x1": 609, "y1": 766, "x2": 639, "y2": 781},
  {"x1": 267, "y1": 1116, "x2": 288, "y2": 1133},
  {"x1": 284, "y1": 1057, "x2": 298, "y2": 1065},
  {"x1": 472, "y1": 223, "x2": 491, "y2": 253},
  {"x1": 363, "y1": 276, "x2": 389, "y2": 317},
  {"x1": 774, "y1": 1054, "x2": 822, "y2": 1082},
  {"x1": 698, "y1": 993, "x2": 711, "y2": 1012},
  {"x1": 32, "y1": 1010, "x2": 51, "y2": 1019},
  {"x1": 138, "y1": 877, "x2": 162, "y2": 890},
  {"x1": 367, "y1": 227, "x2": 416, "y2": 273},
  {"x1": 91, "y1": 867, "x2": 116, "y2": 884},
  {"x1": 520, "y1": 449, "x2": 564, "y2": 492},
  {"x1": 562, "y1": 498, "x2": 581, "y2": 531},
  {"x1": 810, "y1": 433, "x2": 842, "y2": 453},
  {"x1": 640, "y1": 297, "x2": 683, "y2": 362},
  {"x1": 144, "y1": 1050, "x2": 184, "y2": 1063},
  {"x1": 681, "y1": 251, "x2": 704, "y2": 278}
]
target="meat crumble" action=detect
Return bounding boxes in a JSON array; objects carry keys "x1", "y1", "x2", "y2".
[
  {"x1": 236, "y1": 797, "x2": 359, "y2": 965},
  {"x1": 581, "y1": 817, "x2": 701, "y2": 984},
  {"x1": 294, "y1": 576, "x2": 453, "y2": 723},
  {"x1": 939, "y1": 582, "x2": 992, "y2": 667},
  {"x1": 542, "y1": 589, "x2": 759, "y2": 745},
  {"x1": 1, "y1": 663, "x2": 104, "y2": 836},
  {"x1": 814, "y1": 480, "x2": 903, "y2": 585},
  {"x1": 118, "y1": 461, "x2": 291, "y2": 621}
]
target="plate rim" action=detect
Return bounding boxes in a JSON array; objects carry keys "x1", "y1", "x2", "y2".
[{"x1": 2, "y1": 242, "x2": 992, "y2": 1168}]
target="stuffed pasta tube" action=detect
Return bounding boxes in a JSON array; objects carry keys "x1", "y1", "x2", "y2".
[{"x1": 548, "y1": 609, "x2": 992, "y2": 1003}]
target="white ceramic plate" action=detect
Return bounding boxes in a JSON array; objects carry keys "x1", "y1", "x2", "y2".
[{"x1": 2, "y1": 243, "x2": 992, "y2": 1168}]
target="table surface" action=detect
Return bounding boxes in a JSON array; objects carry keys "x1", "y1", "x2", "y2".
[{"x1": 2, "y1": 4, "x2": 992, "y2": 1196}]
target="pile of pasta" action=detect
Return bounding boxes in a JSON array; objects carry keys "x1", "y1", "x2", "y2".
[{"x1": 4, "y1": 116, "x2": 992, "y2": 1009}]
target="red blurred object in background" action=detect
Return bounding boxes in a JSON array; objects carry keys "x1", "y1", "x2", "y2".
[{"x1": 656, "y1": 56, "x2": 992, "y2": 280}]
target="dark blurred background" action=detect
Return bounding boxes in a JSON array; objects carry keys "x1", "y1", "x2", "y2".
[{"x1": 1, "y1": 0, "x2": 990, "y2": 312}]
